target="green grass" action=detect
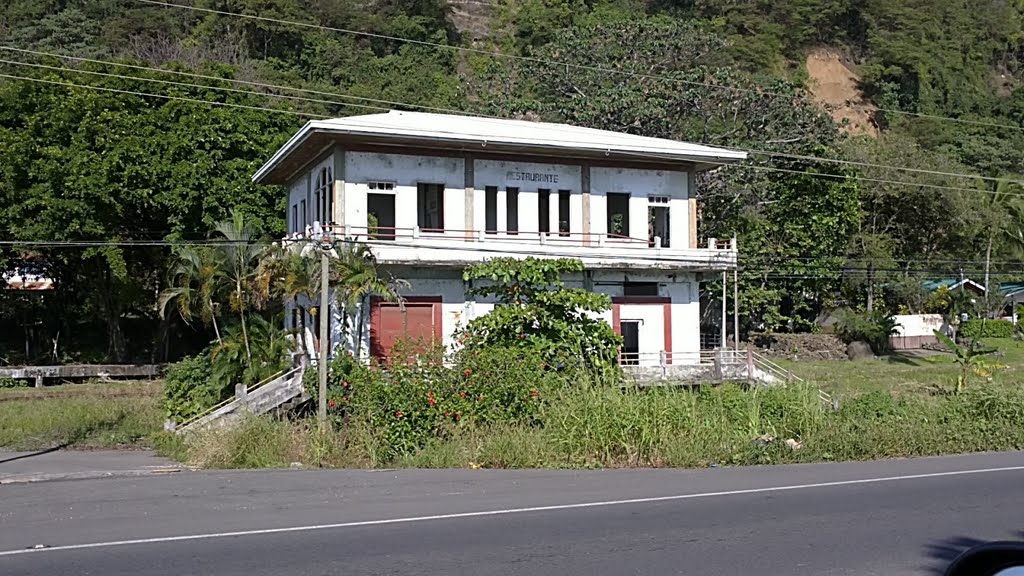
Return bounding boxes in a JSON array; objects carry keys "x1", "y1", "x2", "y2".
[
  {"x1": 176, "y1": 381, "x2": 1024, "y2": 470},
  {"x1": 776, "y1": 338, "x2": 1024, "y2": 399},
  {"x1": 0, "y1": 381, "x2": 164, "y2": 450}
]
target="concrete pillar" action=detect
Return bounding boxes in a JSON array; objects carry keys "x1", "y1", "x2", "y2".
[
  {"x1": 464, "y1": 155, "x2": 475, "y2": 240},
  {"x1": 581, "y1": 164, "x2": 591, "y2": 245}
]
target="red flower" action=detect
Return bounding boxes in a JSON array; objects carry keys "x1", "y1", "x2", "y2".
[
  {"x1": 428, "y1": 397, "x2": 436, "y2": 406},
  {"x1": 464, "y1": 369, "x2": 471, "y2": 376},
  {"x1": 342, "y1": 380, "x2": 349, "y2": 388},
  {"x1": 328, "y1": 399, "x2": 336, "y2": 407},
  {"x1": 444, "y1": 412, "x2": 450, "y2": 417},
  {"x1": 531, "y1": 389, "x2": 539, "y2": 396},
  {"x1": 459, "y1": 392, "x2": 466, "y2": 399},
  {"x1": 395, "y1": 410, "x2": 404, "y2": 418}
]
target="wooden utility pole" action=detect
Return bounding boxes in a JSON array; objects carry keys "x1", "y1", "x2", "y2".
[{"x1": 318, "y1": 239, "x2": 330, "y2": 433}]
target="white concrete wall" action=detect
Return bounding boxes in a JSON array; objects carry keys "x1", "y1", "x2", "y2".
[
  {"x1": 344, "y1": 152, "x2": 464, "y2": 234},
  {"x1": 590, "y1": 167, "x2": 689, "y2": 245},
  {"x1": 618, "y1": 303, "x2": 666, "y2": 360},
  {"x1": 666, "y1": 280, "x2": 701, "y2": 357},
  {"x1": 893, "y1": 314, "x2": 948, "y2": 337}
]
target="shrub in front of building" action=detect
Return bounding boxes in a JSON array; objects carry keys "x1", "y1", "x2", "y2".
[
  {"x1": 958, "y1": 319, "x2": 1014, "y2": 339},
  {"x1": 311, "y1": 339, "x2": 579, "y2": 462}
]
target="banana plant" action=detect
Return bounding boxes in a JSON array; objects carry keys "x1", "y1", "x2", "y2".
[{"x1": 933, "y1": 330, "x2": 1000, "y2": 393}]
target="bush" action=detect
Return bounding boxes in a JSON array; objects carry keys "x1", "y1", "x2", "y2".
[
  {"x1": 959, "y1": 319, "x2": 1014, "y2": 339},
  {"x1": 834, "y1": 310, "x2": 900, "y2": 353},
  {"x1": 162, "y1": 354, "x2": 223, "y2": 423},
  {"x1": 311, "y1": 339, "x2": 583, "y2": 462},
  {"x1": 0, "y1": 376, "x2": 26, "y2": 388}
]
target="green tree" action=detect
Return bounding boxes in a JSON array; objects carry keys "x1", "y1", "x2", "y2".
[
  {"x1": 460, "y1": 257, "x2": 621, "y2": 370},
  {"x1": 333, "y1": 242, "x2": 407, "y2": 357},
  {"x1": 472, "y1": 14, "x2": 858, "y2": 331},
  {"x1": 157, "y1": 245, "x2": 223, "y2": 343}
]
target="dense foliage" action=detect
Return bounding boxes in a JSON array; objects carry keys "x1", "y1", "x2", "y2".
[
  {"x1": 4, "y1": 0, "x2": 1024, "y2": 363},
  {"x1": 460, "y1": 257, "x2": 622, "y2": 371},
  {"x1": 303, "y1": 341, "x2": 568, "y2": 462},
  {"x1": 959, "y1": 319, "x2": 1016, "y2": 339}
]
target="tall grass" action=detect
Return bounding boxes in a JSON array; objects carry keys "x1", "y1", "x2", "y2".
[
  {"x1": 0, "y1": 382, "x2": 163, "y2": 450},
  {"x1": 174, "y1": 383, "x2": 1024, "y2": 469}
]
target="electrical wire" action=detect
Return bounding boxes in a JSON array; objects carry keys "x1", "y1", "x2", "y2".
[
  {"x1": 137, "y1": 0, "x2": 1024, "y2": 134},
  {"x1": 0, "y1": 72, "x2": 325, "y2": 118},
  {"x1": 3, "y1": 44, "x2": 1016, "y2": 188},
  {"x1": 0, "y1": 58, "x2": 389, "y2": 113},
  {"x1": 3, "y1": 50, "x2": 1019, "y2": 199}
]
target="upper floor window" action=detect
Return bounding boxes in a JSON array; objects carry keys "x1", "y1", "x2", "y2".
[
  {"x1": 607, "y1": 192, "x2": 630, "y2": 238},
  {"x1": 417, "y1": 183, "x2": 445, "y2": 232},
  {"x1": 368, "y1": 181, "x2": 395, "y2": 192},
  {"x1": 558, "y1": 190, "x2": 571, "y2": 236},
  {"x1": 485, "y1": 186, "x2": 498, "y2": 234},
  {"x1": 314, "y1": 166, "x2": 333, "y2": 226},
  {"x1": 506, "y1": 187, "x2": 519, "y2": 235}
]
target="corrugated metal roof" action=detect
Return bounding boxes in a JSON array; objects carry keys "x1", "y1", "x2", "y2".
[
  {"x1": 253, "y1": 111, "x2": 748, "y2": 184},
  {"x1": 922, "y1": 278, "x2": 986, "y2": 293}
]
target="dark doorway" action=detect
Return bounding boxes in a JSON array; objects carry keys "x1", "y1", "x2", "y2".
[
  {"x1": 367, "y1": 193, "x2": 396, "y2": 240},
  {"x1": 620, "y1": 320, "x2": 640, "y2": 365}
]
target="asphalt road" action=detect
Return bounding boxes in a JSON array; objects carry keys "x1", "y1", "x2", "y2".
[{"x1": 3, "y1": 451, "x2": 1024, "y2": 575}]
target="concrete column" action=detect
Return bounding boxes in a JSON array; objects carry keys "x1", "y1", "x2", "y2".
[
  {"x1": 496, "y1": 189, "x2": 507, "y2": 234},
  {"x1": 464, "y1": 155, "x2": 475, "y2": 240},
  {"x1": 332, "y1": 149, "x2": 346, "y2": 228},
  {"x1": 549, "y1": 190, "x2": 559, "y2": 235},
  {"x1": 687, "y1": 172, "x2": 698, "y2": 249},
  {"x1": 581, "y1": 165, "x2": 591, "y2": 245}
]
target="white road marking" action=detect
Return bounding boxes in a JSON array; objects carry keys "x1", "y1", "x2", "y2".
[{"x1": 3, "y1": 463, "x2": 1023, "y2": 557}]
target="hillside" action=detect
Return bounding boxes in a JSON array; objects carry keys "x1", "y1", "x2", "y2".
[{"x1": 1, "y1": 0, "x2": 1024, "y2": 362}]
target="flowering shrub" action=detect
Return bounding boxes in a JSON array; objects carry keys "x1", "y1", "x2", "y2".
[{"x1": 313, "y1": 339, "x2": 562, "y2": 461}]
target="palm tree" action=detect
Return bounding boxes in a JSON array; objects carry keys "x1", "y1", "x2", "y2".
[
  {"x1": 213, "y1": 210, "x2": 267, "y2": 366},
  {"x1": 333, "y1": 243, "x2": 407, "y2": 357},
  {"x1": 256, "y1": 241, "x2": 321, "y2": 357},
  {"x1": 159, "y1": 209, "x2": 267, "y2": 364},
  {"x1": 981, "y1": 180, "x2": 1024, "y2": 313},
  {"x1": 157, "y1": 245, "x2": 222, "y2": 343}
]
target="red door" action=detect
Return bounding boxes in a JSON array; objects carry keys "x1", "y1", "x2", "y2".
[{"x1": 370, "y1": 298, "x2": 441, "y2": 360}]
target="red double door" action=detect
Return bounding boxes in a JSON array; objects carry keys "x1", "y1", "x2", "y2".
[{"x1": 369, "y1": 297, "x2": 442, "y2": 360}]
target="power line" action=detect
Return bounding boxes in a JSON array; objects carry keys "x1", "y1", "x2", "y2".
[
  {"x1": 2, "y1": 47, "x2": 1016, "y2": 194},
  {"x1": 0, "y1": 46, "x2": 481, "y2": 117},
  {"x1": 0, "y1": 58, "x2": 387, "y2": 113},
  {"x1": 5, "y1": 236, "x2": 1024, "y2": 272},
  {"x1": 9, "y1": 236, "x2": 1021, "y2": 270},
  {"x1": 0, "y1": 72, "x2": 324, "y2": 118},
  {"x1": 137, "y1": 0, "x2": 1024, "y2": 134}
]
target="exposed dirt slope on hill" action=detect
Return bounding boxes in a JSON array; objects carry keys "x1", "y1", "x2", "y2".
[{"x1": 806, "y1": 49, "x2": 877, "y2": 136}]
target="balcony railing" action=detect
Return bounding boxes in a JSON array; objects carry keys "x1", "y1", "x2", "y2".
[{"x1": 284, "y1": 224, "x2": 737, "y2": 269}]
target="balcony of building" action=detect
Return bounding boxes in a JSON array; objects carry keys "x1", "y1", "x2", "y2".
[{"x1": 296, "y1": 224, "x2": 737, "y2": 271}]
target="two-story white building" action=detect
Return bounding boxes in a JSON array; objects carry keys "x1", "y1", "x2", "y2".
[{"x1": 253, "y1": 111, "x2": 745, "y2": 367}]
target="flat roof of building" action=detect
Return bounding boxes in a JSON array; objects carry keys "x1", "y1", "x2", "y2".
[{"x1": 253, "y1": 110, "x2": 748, "y2": 185}]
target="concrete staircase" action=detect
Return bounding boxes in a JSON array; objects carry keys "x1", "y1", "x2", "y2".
[{"x1": 169, "y1": 366, "x2": 307, "y2": 435}]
